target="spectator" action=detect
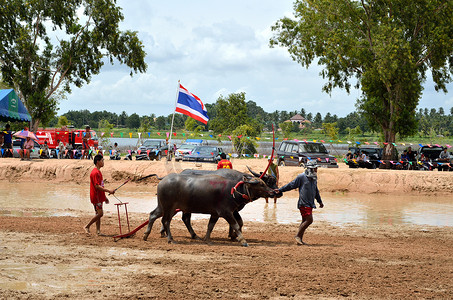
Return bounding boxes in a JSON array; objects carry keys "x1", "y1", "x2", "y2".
[
  {"x1": 2, "y1": 124, "x2": 13, "y2": 157},
  {"x1": 0, "y1": 131, "x2": 4, "y2": 152},
  {"x1": 400, "y1": 150, "x2": 408, "y2": 161},
  {"x1": 438, "y1": 148, "x2": 450, "y2": 171},
  {"x1": 419, "y1": 154, "x2": 431, "y2": 171},
  {"x1": 19, "y1": 137, "x2": 34, "y2": 160},
  {"x1": 345, "y1": 150, "x2": 353, "y2": 161},
  {"x1": 406, "y1": 147, "x2": 417, "y2": 161},
  {"x1": 406, "y1": 147, "x2": 417, "y2": 170},
  {"x1": 345, "y1": 150, "x2": 358, "y2": 168},
  {"x1": 217, "y1": 152, "x2": 232, "y2": 169},
  {"x1": 40, "y1": 141, "x2": 50, "y2": 158},
  {"x1": 399, "y1": 150, "x2": 409, "y2": 169},
  {"x1": 57, "y1": 139, "x2": 65, "y2": 159},
  {"x1": 110, "y1": 142, "x2": 121, "y2": 160},
  {"x1": 82, "y1": 125, "x2": 91, "y2": 159}
]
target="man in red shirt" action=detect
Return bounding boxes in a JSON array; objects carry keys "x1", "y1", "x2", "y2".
[
  {"x1": 217, "y1": 152, "x2": 232, "y2": 169},
  {"x1": 84, "y1": 154, "x2": 115, "y2": 235}
]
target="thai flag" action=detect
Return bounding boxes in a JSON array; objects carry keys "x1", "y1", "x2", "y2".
[{"x1": 175, "y1": 84, "x2": 209, "y2": 124}]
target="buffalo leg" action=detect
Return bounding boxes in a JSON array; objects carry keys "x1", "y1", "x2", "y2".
[
  {"x1": 182, "y1": 213, "x2": 199, "y2": 239},
  {"x1": 143, "y1": 206, "x2": 162, "y2": 241},
  {"x1": 229, "y1": 211, "x2": 243, "y2": 240},
  {"x1": 204, "y1": 215, "x2": 219, "y2": 243},
  {"x1": 162, "y1": 213, "x2": 174, "y2": 244},
  {"x1": 223, "y1": 213, "x2": 248, "y2": 247},
  {"x1": 159, "y1": 210, "x2": 189, "y2": 238}
]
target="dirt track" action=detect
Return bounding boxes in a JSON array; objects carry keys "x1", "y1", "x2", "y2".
[{"x1": 1, "y1": 158, "x2": 452, "y2": 299}]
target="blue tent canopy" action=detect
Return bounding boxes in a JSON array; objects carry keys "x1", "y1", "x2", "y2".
[{"x1": 0, "y1": 89, "x2": 31, "y2": 122}]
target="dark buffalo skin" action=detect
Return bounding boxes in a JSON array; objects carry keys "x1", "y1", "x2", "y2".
[
  {"x1": 175, "y1": 168, "x2": 278, "y2": 240},
  {"x1": 143, "y1": 173, "x2": 276, "y2": 246}
]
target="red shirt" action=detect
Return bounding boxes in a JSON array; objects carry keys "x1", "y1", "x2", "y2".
[
  {"x1": 90, "y1": 168, "x2": 106, "y2": 204},
  {"x1": 217, "y1": 159, "x2": 233, "y2": 169}
]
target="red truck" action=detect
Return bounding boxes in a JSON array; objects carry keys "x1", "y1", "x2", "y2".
[{"x1": 35, "y1": 127, "x2": 99, "y2": 150}]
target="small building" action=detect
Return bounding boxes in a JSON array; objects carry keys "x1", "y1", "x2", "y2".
[{"x1": 288, "y1": 114, "x2": 311, "y2": 128}]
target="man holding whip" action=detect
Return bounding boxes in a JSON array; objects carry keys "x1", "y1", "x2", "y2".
[{"x1": 84, "y1": 154, "x2": 116, "y2": 235}]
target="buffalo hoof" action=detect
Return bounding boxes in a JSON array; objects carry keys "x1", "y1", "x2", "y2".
[
  {"x1": 191, "y1": 234, "x2": 201, "y2": 240},
  {"x1": 143, "y1": 233, "x2": 150, "y2": 241},
  {"x1": 229, "y1": 235, "x2": 239, "y2": 241},
  {"x1": 160, "y1": 232, "x2": 167, "y2": 238}
]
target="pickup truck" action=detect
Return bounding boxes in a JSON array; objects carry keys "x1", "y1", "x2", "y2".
[{"x1": 136, "y1": 139, "x2": 169, "y2": 161}]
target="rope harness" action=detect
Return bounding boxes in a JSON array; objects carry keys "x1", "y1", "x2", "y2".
[{"x1": 231, "y1": 181, "x2": 251, "y2": 202}]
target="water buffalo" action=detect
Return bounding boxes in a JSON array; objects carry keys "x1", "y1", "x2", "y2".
[
  {"x1": 143, "y1": 173, "x2": 276, "y2": 246},
  {"x1": 179, "y1": 168, "x2": 278, "y2": 240}
]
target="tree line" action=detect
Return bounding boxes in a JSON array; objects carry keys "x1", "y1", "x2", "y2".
[{"x1": 49, "y1": 92, "x2": 453, "y2": 140}]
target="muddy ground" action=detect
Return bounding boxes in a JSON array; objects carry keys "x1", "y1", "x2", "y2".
[{"x1": 0, "y1": 158, "x2": 452, "y2": 299}]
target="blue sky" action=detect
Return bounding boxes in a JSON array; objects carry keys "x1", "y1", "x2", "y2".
[{"x1": 60, "y1": 1, "x2": 453, "y2": 118}]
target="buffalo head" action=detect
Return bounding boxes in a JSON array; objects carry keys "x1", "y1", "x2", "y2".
[
  {"x1": 240, "y1": 175, "x2": 276, "y2": 200},
  {"x1": 246, "y1": 166, "x2": 278, "y2": 189}
]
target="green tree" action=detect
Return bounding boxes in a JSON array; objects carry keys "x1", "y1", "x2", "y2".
[
  {"x1": 231, "y1": 125, "x2": 258, "y2": 155},
  {"x1": 347, "y1": 126, "x2": 363, "y2": 142},
  {"x1": 279, "y1": 122, "x2": 293, "y2": 139},
  {"x1": 126, "y1": 113, "x2": 140, "y2": 129},
  {"x1": 185, "y1": 117, "x2": 197, "y2": 131},
  {"x1": 210, "y1": 92, "x2": 249, "y2": 134},
  {"x1": 271, "y1": 0, "x2": 453, "y2": 159},
  {"x1": 57, "y1": 116, "x2": 70, "y2": 128},
  {"x1": 313, "y1": 112, "x2": 323, "y2": 128},
  {"x1": 98, "y1": 119, "x2": 114, "y2": 149},
  {"x1": 300, "y1": 108, "x2": 306, "y2": 118},
  {"x1": 322, "y1": 122, "x2": 339, "y2": 141},
  {"x1": 139, "y1": 117, "x2": 152, "y2": 134},
  {"x1": 0, "y1": 0, "x2": 147, "y2": 131},
  {"x1": 155, "y1": 116, "x2": 166, "y2": 130}
]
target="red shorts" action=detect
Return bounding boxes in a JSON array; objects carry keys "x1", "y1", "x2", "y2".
[
  {"x1": 299, "y1": 207, "x2": 313, "y2": 217},
  {"x1": 93, "y1": 202, "x2": 103, "y2": 211}
]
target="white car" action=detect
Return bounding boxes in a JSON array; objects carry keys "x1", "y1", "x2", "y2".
[
  {"x1": 175, "y1": 143, "x2": 198, "y2": 161},
  {"x1": 12, "y1": 139, "x2": 41, "y2": 159}
]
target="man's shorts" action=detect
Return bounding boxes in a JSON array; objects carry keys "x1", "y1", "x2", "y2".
[
  {"x1": 299, "y1": 206, "x2": 313, "y2": 217},
  {"x1": 93, "y1": 202, "x2": 103, "y2": 211}
]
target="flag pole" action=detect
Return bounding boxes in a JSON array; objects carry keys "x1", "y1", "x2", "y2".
[{"x1": 168, "y1": 80, "x2": 180, "y2": 160}]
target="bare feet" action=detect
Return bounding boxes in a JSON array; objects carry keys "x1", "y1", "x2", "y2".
[
  {"x1": 84, "y1": 226, "x2": 90, "y2": 234},
  {"x1": 294, "y1": 236, "x2": 307, "y2": 246}
]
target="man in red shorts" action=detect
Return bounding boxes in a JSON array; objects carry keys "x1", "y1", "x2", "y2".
[
  {"x1": 276, "y1": 160, "x2": 324, "y2": 245},
  {"x1": 84, "y1": 154, "x2": 115, "y2": 235}
]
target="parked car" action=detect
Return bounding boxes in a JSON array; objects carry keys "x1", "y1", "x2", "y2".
[
  {"x1": 136, "y1": 139, "x2": 169, "y2": 161},
  {"x1": 276, "y1": 140, "x2": 338, "y2": 168},
  {"x1": 175, "y1": 139, "x2": 204, "y2": 162},
  {"x1": 348, "y1": 146, "x2": 383, "y2": 168},
  {"x1": 182, "y1": 146, "x2": 226, "y2": 163},
  {"x1": 12, "y1": 139, "x2": 41, "y2": 159},
  {"x1": 417, "y1": 145, "x2": 445, "y2": 161}
]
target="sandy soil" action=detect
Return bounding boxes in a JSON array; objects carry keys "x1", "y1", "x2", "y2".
[{"x1": 1, "y1": 158, "x2": 452, "y2": 299}]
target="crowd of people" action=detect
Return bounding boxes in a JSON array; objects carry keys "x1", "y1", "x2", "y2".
[
  {"x1": 345, "y1": 146, "x2": 452, "y2": 171},
  {"x1": 1, "y1": 124, "x2": 96, "y2": 160}
]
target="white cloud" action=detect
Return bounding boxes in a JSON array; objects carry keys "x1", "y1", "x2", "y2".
[{"x1": 61, "y1": 0, "x2": 453, "y2": 119}]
